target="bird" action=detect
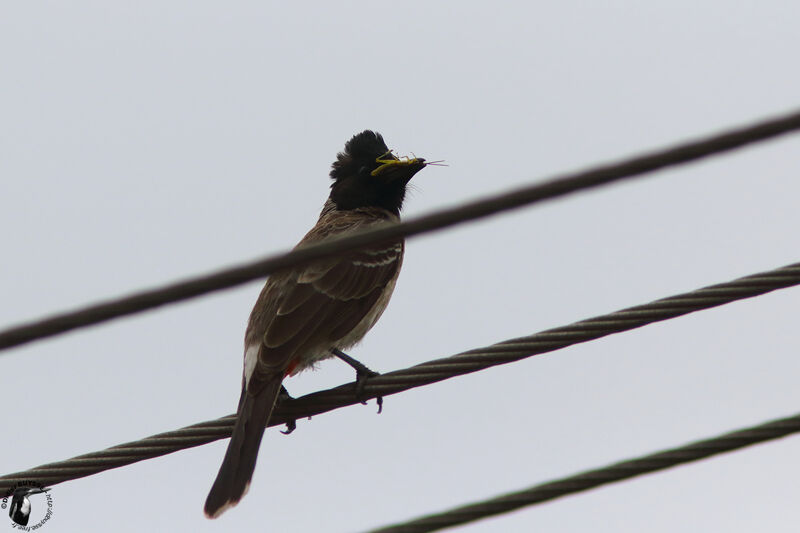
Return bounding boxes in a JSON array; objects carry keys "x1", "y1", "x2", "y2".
[
  {"x1": 9, "y1": 486, "x2": 49, "y2": 526},
  {"x1": 204, "y1": 130, "x2": 427, "y2": 518}
]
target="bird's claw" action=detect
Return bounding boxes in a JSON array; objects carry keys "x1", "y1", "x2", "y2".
[
  {"x1": 278, "y1": 385, "x2": 298, "y2": 435},
  {"x1": 354, "y1": 367, "x2": 383, "y2": 414},
  {"x1": 281, "y1": 419, "x2": 297, "y2": 435},
  {"x1": 332, "y1": 348, "x2": 384, "y2": 414}
]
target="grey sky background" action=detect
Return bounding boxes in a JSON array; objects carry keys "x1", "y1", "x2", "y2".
[{"x1": 2, "y1": 2, "x2": 800, "y2": 532}]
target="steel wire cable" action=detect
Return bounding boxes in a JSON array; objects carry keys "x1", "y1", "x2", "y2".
[
  {"x1": 2, "y1": 109, "x2": 800, "y2": 352},
  {"x1": 1, "y1": 261, "x2": 798, "y2": 492},
  {"x1": 366, "y1": 412, "x2": 800, "y2": 533}
]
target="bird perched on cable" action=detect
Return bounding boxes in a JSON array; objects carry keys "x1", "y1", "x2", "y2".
[{"x1": 204, "y1": 130, "x2": 426, "y2": 518}]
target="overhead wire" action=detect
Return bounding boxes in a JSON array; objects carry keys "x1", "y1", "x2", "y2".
[
  {"x1": 1, "y1": 108, "x2": 800, "y2": 352},
  {"x1": 1, "y1": 260, "x2": 798, "y2": 492},
  {"x1": 366, "y1": 411, "x2": 800, "y2": 533}
]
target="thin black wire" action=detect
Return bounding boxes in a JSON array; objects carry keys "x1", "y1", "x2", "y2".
[
  {"x1": 1, "y1": 261, "x2": 798, "y2": 492},
  {"x1": 366, "y1": 412, "x2": 800, "y2": 533},
  {"x1": 2, "y1": 108, "x2": 800, "y2": 352}
]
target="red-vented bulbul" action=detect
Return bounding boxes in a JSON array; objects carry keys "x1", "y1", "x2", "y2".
[{"x1": 204, "y1": 130, "x2": 426, "y2": 518}]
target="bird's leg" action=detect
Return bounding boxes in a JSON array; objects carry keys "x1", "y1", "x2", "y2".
[
  {"x1": 278, "y1": 385, "x2": 297, "y2": 435},
  {"x1": 331, "y1": 348, "x2": 383, "y2": 414}
]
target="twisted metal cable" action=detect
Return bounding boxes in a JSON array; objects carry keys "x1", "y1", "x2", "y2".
[
  {"x1": 2, "y1": 109, "x2": 800, "y2": 352},
  {"x1": 366, "y1": 412, "x2": 800, "y2": 533},
  {"x1": 1, "y1": 261, "x2": 798, "y2": 492}
]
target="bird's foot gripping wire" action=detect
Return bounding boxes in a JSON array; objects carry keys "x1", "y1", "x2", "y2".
[
  {"x1": 278, "y1": 386, "x2": 297, "y2": 435},
  {"x1": 332, "y1": 349, "x2": 383, "y2": 414}
]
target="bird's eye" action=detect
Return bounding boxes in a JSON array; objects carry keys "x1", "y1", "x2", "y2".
[{"x1": 358, "y1": 166, "x2": 369, "y2": 175}]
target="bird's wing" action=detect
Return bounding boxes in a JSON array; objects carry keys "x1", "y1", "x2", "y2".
[{"x1": 246, "y1": 208, "x2": 403, "y2": 387}]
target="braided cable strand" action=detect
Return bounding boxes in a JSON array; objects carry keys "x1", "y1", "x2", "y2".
[
  {"x1": 1, "y1": 109, "x2": 800, "y2": 352},
  {"x1": 366, "y1": 413, "x2": 800, "y2": 533},
  {"x1": 1, "y1": 262, "x2": 798, "y2": 492}
]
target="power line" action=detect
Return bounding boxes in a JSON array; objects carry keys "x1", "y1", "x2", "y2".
[
  {"x1": 2, "y1": 260, "x2": 798, "y2": 492},
  {"x1": 2, "y1": 109, "x2": 800, "y2": 352},
  {"x1": 366, "y1": 411, "x2": 800, "y2": 533}
]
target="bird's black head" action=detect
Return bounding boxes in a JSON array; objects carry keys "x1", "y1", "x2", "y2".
[{"x1": 329, "y1": 130, "x2": 426, "y2": 215}]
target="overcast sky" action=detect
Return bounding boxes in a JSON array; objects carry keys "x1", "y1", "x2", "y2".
[{"x1": 3, "y1": 2, "x2": 800, "y2": 532}]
